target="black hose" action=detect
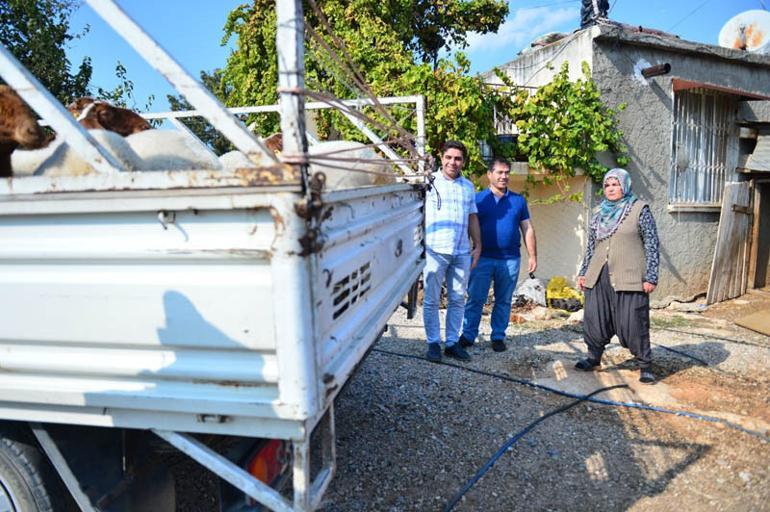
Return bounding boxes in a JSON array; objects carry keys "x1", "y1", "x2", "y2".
[
  {"x1": 370, "y1": 348, "x2": 769, "y2": 440},
  {"x1": 650, "y1": 342, "x2": 710, "y2": 366},
  {"x1": 655, "y1": 326, "x2": 770, "y2": 349},
  {"x1": 443, "y1": 383, "x2": 628, "y2": 512}
]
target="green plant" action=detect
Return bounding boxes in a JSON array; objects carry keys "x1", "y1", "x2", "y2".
[
  {"x1": 0, "y1": 0, "x2": 92, "y2": 103},
  {"x1": 219, "y1": 0, "x2": 515, "y2": 178},
  {"x1": 508, "y1": 61, "x2": 628, "y2": 201}
]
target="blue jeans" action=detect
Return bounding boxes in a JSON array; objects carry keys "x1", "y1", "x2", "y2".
[
  {"x1": 462, "y1": 256, "x2": 521, "y2": 342},
  {"x1": 423, "y1": 249, "x2": 471, "y2": 346}
]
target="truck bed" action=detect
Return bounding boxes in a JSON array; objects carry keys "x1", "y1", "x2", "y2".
[{"x1": 0, "y1": 170, "x2": 424, "y2": 441}]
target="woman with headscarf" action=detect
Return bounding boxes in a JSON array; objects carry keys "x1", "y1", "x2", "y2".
[{"x1": 574, "y1": 168, "x2": 660, "y2": 383}]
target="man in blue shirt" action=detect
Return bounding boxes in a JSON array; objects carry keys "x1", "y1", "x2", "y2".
[
  {"x1": 460, "y1": 158, "x2": 537, "y2": 352},
  {"x1": 423, "y1": 141, "x2": 481, "y2": 363}
]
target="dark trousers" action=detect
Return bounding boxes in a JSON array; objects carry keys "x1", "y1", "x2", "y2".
[{"x1": 583, "y1": 264, "x2": 652, "y2": 368}]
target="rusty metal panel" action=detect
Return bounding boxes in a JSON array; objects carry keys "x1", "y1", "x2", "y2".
[{"x1": 670, "y1": 88, "x2": 738, "y2": 205}]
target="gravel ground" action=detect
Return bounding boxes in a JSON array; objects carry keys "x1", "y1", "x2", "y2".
[
  {"x1": 319, "y1": 302, "x2": 770, "y2": 512},
  {"x1": 173, "y1": 296, "x2": 770, "y2": 511}
]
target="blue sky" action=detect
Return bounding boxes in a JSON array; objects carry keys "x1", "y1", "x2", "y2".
[{"x1": 66, "y1": 0, "x2": 768, "y2": 112}]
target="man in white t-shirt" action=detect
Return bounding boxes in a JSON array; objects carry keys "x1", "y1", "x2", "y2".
[{"x1": 423, "y1": 140, "x2": 481, "y2": 362}]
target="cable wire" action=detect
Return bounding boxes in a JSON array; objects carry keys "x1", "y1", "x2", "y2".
[
  {"x1": 654, "y1": 326, "x2": 770, "y2": 349},
  {"x1": 667, "y1": 0, "x2": 715, "y2": 32},
  {"x1": 522, "y1": 0, "x2": 580, "y2": 8},
  {"x1": 443, "y1": 383, "x2": 629, "y2": 512},
  {"x1": 370, "y1": 348, "x2": 769, "y2": 440},
  {"x1": 650, "y1": 342, "x2": 710, "y2": 367},
  {"x1": 304, "y1": 0, "x2": 415, "y2": 148}
]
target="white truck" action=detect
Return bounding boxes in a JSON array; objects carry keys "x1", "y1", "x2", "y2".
[{"x1": 0, "y1": 1, "x2": 426, "y2": 510}]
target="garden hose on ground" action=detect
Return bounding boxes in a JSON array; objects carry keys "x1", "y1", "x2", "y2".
[
  {"x1": 649, "y1": 342, "x2": 710, "y2": 366},
  {"x1": 371, "y1": 348, "x2": 769, "y2": 441},
  {"x1": 654, "y1": 326, "x2": 770, "y2": 349},
  {"x1": 442, "y1": 383, "x2": 629, "y2": 512}
]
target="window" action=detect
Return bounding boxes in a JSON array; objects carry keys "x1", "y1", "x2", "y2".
[{"x1": 670, "y1": 88, "x2": 737, "y2": 206}]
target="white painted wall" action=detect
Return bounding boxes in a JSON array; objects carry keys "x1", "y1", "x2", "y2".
[{"x1": 479, "y1": 173, "x2": 589, "y2": 285}]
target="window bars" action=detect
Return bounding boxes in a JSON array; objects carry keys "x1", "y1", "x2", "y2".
[{"x1": 670, "y1": 88, "x2": 738, "y2": 206}]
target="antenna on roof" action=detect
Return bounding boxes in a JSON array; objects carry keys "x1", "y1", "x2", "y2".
[{"x1": 718, "y1": 9, "x2": 770, "y2": 54}]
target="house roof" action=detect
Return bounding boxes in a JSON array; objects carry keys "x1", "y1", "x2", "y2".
[
  {"x1": 592, "y1": 21, "x2": 770, "y2": 69},
  {"x1": 485, "y1": 20, "x2": 770, "y2": 79}
]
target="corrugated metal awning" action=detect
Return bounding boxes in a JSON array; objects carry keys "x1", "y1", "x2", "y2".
[{"x1": 745, "y1": 134, "x2": 770, "y2": 172}]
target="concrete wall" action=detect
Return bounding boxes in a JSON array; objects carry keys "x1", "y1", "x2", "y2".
[
  {"x1": 591, "y1": 40, "x2": 770, "y2": 299},
  {"x1": 485, "y1": 28, "x2": 597, "y2": 88}
]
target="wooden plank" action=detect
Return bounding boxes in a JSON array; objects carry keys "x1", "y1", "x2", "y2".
[
  {"x1": 731, "y1": 183, "x2": 751, "y2": 299},
  {"x1": 731, "y1": 183, "x2": 749, "y2": 301},
  {"x1": 747, "y1": 184, "x2": 762, "y2": 289},
  {"x1": 738, "y1": 184, "x2": 752, "y2": 297},
  {"x1": 707, "y1": 182, "x2": 751, "y2": 304},
  {"x1": 707, "y1": 184, "x2": 736, "y2": 303}
]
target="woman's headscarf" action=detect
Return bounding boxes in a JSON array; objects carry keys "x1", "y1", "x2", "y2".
[{"x1": 594, "y1": 168, "x2": 638, "y2": 241}]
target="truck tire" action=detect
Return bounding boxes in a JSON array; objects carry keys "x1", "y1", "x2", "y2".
[{"x1": 0, "y1": 427, "x2": 61, "y2": 512}]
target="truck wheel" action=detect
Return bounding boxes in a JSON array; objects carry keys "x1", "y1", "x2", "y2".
[{"x1": 0, "y1": 428, "x2": 60, "y2": 512}]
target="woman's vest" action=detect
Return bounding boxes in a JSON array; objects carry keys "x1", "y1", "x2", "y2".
[{"x1": 584, "y1": 200, "x2": 647, "y2": 292}]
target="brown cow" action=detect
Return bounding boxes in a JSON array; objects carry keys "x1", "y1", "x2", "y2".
[
  {"x1": 67, "y1": 97, "x2": 151, "y2": 137},
  {"x1": 0, "y1": 85, "x2": 49, "y2": 178},
  {"x1": 262, "y1": 132, "x2": 283, "y2": 153}
]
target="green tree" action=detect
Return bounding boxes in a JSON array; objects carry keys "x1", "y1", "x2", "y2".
[
  {"x1": 353, "y1": 0, "x2": 508, "y2": 67},
  {"x1": 166, "y1": 69, "x2": 236, "y2": 155},
  {"x1": 219, "y1": 0, "x2": 511, "y2": 176},
  {"x1": 0, "y1": 0, "x2": 92, "y2": 103}
]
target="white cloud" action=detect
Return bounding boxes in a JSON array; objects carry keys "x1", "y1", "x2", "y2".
[{"x1": 464, "y1": 6, "x2": 579, "y2": 55}]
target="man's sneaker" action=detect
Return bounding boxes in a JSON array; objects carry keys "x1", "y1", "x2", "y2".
[
  {"x1": 425, "y1": 343, "x2": 442, "y2": 363},
  {"x1": 491, "y1": 339, "x2": 507, "y2": 352},
  {"x1": 444, "y1": 343, "x2": 471, "y2": 361},
  {"x1": 639, "y1": 369, "x2": 655, "y2": 384},
  {"x1": 458, "y1": 336, "x2": 474, "y2": 348},
  {"x1": 575, "y1": 358, "x2": 600, "y2": 371}
]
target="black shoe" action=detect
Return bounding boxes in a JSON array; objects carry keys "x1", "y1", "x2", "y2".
[
  {"x1": 575, "y1": 358, "x2": 600, "y2": 371},
  {"x1": 491, "y1": 339, "x2": 507, "y2": 352},
  {"x1": 426, "y1": 343, "x2": 442, "y2": 363},
  {"x1": 459, "y1": 336, "x2": 474, "y2": 348},
  {"x1": 444, "y1": 343, "x2": 471, "y2": 361},
  {"x1": 639, "y1": 369, "x2": 655, "y2": 384}
]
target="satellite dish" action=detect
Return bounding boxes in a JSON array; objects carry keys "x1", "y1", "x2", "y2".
[{"x1": 718, "y1": 10, "x2": 770, "y2": 54}]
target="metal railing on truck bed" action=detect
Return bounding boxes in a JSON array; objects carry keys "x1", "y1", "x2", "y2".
[{"x1": 0, "y1": 0, "x2": 427, "y2": 510}]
